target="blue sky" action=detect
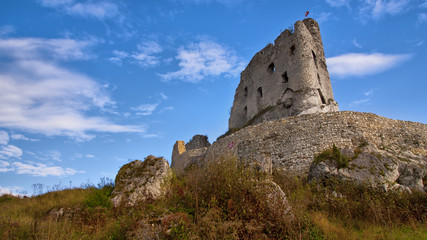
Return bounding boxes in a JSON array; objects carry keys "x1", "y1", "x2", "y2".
[{"x1": 0, "y1": 0, "x2": 426, "y2": 196}]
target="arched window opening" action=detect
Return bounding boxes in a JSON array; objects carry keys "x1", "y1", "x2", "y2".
[{"x1": 267, "y1": 63, "x2": 275, "y2": 73}]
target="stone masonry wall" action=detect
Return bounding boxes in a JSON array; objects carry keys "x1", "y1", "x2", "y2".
[
  {"x1": 228, "y1": 18, "x2": 338, "y2": 130},
  {"x1": 175, "y1": 111, "x2": 427, "y2": 176}
]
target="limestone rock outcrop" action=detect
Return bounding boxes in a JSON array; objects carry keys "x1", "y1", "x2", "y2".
[
  {"x1": 111, "y1": 155, "x2": 172, "y2": 207},
  {"x1": 308, "y1": 143, "x2": 426, "y2": 193}
]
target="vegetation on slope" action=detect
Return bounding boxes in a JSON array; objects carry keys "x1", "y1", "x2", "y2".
[{"x1": 0, "y1": 157, "x2": 426, "y2": 239}]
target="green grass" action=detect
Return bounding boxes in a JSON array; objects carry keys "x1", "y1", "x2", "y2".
[{"x1": 1, "y1": 157, "x2": 426, "y2": 239}]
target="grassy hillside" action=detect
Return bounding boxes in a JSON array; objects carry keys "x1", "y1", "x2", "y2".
[{"x1": 1, "y1": 157, "x2": 426, "y2": 239}]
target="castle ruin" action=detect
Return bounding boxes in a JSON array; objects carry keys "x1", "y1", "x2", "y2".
[{"x1": 229, "y1": 18, "x2": 338, "y2": 130}]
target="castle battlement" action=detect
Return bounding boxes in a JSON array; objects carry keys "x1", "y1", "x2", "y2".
[{"x1": 229, "y1": 18, "x2": 338, "y2": 130}]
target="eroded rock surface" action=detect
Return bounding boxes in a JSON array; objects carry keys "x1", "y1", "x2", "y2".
[
  {"x1": 111, "y1": 155, "x2": 172, "y2": 207},
  {"x1": 308, "y1": 143, "x2": 426, "y2": 193}
]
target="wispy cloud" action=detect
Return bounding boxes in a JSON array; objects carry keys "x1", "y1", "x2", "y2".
[
  {"x1": 350, "y1": 89, "x2": 375, "y2": 107},
  {"x1": 182, "y1": 0, "x2": 244, "y2": 7},
  {"x1": 34, "y1": 150, "x2": 62, "y2": 162},
  {"x1": 160, "y1": 39, "x2": 245, "y2": 83},
  {"x1": 39, "y1": 0, "x2": 121, "y2": 20},
  {"x1": 315, "y1": 12, "x2": 333, "y2": 23},
  {"x1": 0, "y1": 37, "x2": 98, "y2": 61},
  {"x1": 326, "y1": 53, "x2": 411, "y2": 78},
  {"x1": 418, "y1": 13, "x2": 427, "y2": 24},
  {"x1": 131, "y1": 104, "x2": 159, "y2": 116},
  {"x1": 0, "y1": 145, "x2": 23, "y2": 160},
  {"x1": 325, "y1": 0, "x2": 350, "y2": 7},
  {"x1": 0, "y1": 131, "x2": 23, "y2": 160},
  {"x1": 9, "y1": 161, "x2": 83, "y2": 177},
  {"x1": 0, "y1": 25, "x2": 14, "y2": 36},
  {"x1": 65, "y1": 2, "x2": 119, "y2": 19},
  {"x1": 325, "y1": 0, "x2": 411, "y2": 22},
  {"x1": 39, "y1": 0, "x2": 74, "y2": 7},
  {"x1": 10, "y1": 134, "x2": 38, "y2": 142},
  {"x1": 353, "y1": 39, "x2": 362, "y2": 48},
  {"x1": 109, "y1": 41, "x2": 163, "y2": 67},
  {"x1": 0, "y1": 131, "x2": 9, "y2": 145},
  {"x1": 0, "y1": 37, "x2": 144, "y2": 141},
  {"x1": 422, "y1": 1, "x2": 427, "y2": 8}
]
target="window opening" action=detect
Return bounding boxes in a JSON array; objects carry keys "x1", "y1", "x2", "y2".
[
  {"x1": 282, "y1": 71, "x2": 289, "y2": 83},
  {"x1": 290, "y1": 45, "x2": 295, "y2": 55},
  {"x1": 257, "y1": 87, "x2": 263, "y2": 98},
  {"x1": 317, "y1": 73, "x2": 321, "y2": 86},
  {"x1": 244, "y1": 106, "x2": 247, "y2": 115},
  {"x1": 312, "y1": 50, "x2": 318, "y2": 69},
  {"x1": 244, "y1": 86, "x2": 248, "y2": 97},
  {"x1": 267, "y1": 63, "x2": 275, "y2": 73},
  {"x1": 318, "y1": 89, "x2": 326, "y2": 104}
]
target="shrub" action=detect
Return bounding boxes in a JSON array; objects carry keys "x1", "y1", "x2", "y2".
[
  {"x1": 84, "y1": 185, "x2": 114, "y2": 209},
  {"x1": 314, "y1": 144, "x2": 350, "y2": 169}
]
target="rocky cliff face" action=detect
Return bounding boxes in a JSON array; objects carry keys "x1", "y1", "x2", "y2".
[
  {"x1": 172, "y1": 111, "x2": 427, "y2": 192},
  {"x1": 111, "y1": 155, "x2": 172, "y2": 207},
  {"x1": 308, "y1": 143, "x2": 426, "y2": 193}
]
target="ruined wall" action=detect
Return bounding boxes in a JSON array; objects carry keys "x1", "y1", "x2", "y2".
[
  {"x1": 171, "y1": 136, "x2": 210, "y2": 175},
  {"x1": 229, "y1": 18, "x2": 338, "y2": 130},
  {"x1": 173, "y1": 111, "x2": 426, "y2": 175}
]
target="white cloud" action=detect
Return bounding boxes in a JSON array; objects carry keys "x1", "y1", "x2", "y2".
[
  {"x1": 110, "y1": 41, "x2": 163, "y2": 67},
  {"x1": 363, "y1": 89, "x2": 374, "y2": 97},
  {"x1": 0, "y1": 145, "x2": 23, "y2": 159},
  {"x1": 183, "y1": 0, "x2": 244, "y2": 7},
  {"x1": 0, "y1": 37, "x2": 97, "y2": 61},
  {"x1": 10, "y1": 134, "x2": 38, "y2": 142},
  {"x1": 325, "y1": 0, "x2": 349, "y2": 7},
  {"x1": 0, "y1": 186, "x2": 24, "y2": 196},
  {"x1": 160, "y1": 106, "x2": 174, "y2": 113},
  {"x1": 160, "y1": 39, "x2": 245, "y2": 83},
  {"x1": 160, "y1": 92, "x2": 168, "y2": 100},
  {"x1": 350, "y1": 89, "x2": 374, "y2": 107},
  {"x1": 359, "y1": 0, "x2": 410, "y2": 20},
  {"x1": 86, "y1": 154, "x2": 95, "y2": 158},
  {"x1": 39, "y1": 0, "x2": 120, "y2": 20},
  {"x1": 316, "y1": 12, "x2": 332, "y2": 23},
  {"x1": 35, "y1": 150, "x2": 62, "y2": 162},
  {"x1": 132, "y1": 104, "x2": 159, "y2": 116},
  {"x1": 422, "y1": 1, "x2": 427, "y2": 8},
  {"x1": 0, "y1": 37, "x2": 144, "y2": 141},
  {"x1": 12, "y1": 161, "x2": 83, "y2": 177},
  {"x1": 327, "y1": 53, "x2": 411, "y2": 77},
  {"x1": 40, "y1": 0, "x2": 74, "y2": 7},
  {"x1": 65, "y1": 2, "x2": 119, "y2": 20},
  {"x1": 325, "y1": 0, "x2": 412, "y2": 21},
  {"x1": 0, "y1": 160, "x2": 11, "y2": 172},
  {"x1": 353, "y1": 39, "x2": 362, "y2": 48},
  {"x1": 0, "y1": 131, "x2": 9, "y2": 145}
]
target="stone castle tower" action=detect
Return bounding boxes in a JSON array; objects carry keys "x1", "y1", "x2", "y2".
[{"x1": 229, "y1": 18, "x2": 339, "y2": 130}]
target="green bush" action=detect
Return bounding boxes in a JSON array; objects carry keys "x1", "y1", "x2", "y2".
[{"x1": 84, "y1": 185, "x2": 114, "y2": 209}]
